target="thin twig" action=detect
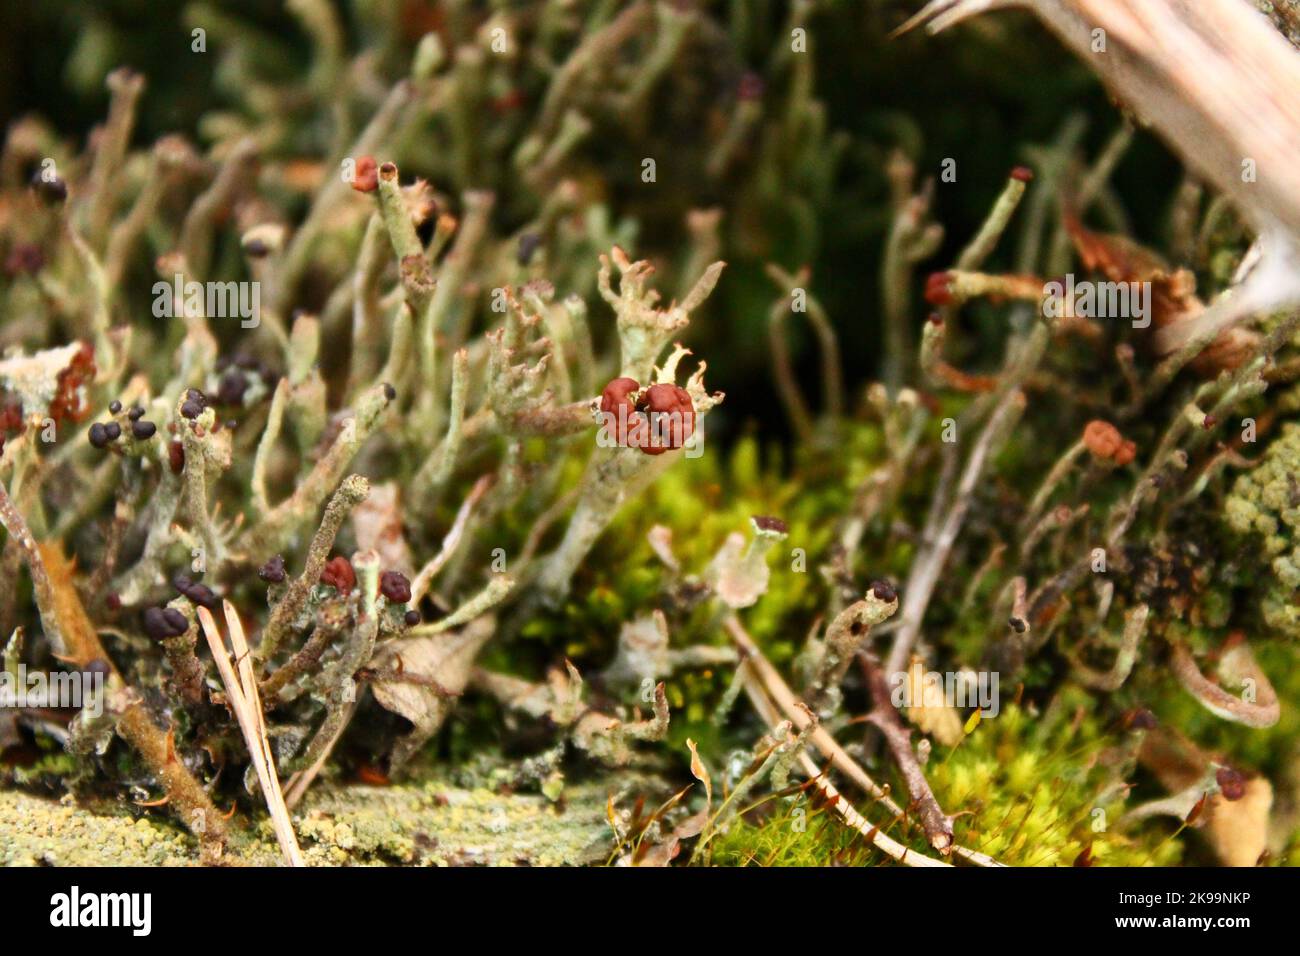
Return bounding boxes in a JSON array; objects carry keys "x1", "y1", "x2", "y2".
[
  {"x1": 861, "y1": 652, "x2": 954, "y2": 854},
  {"x1": 199, "y1": 603, "x2": 305, "y2": 867}
]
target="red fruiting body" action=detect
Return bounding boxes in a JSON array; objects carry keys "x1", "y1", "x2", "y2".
[
  {"x1": 490, "y1": 89, "x2": 526, "y2": 114},
  {"x1": 637, "y1": 383, "x2": 695, "y2": 455},
  {"x1": 4, "y1": 243, "x2": 44, "y2": 276},
  {"x1": 352, "y1": 155, "x2": 378, "y2": 193},
  {"x1": 321, "y1": 555, "x2": 356, "y2": 594},
  {"x1": 0, "y1": 402, "x2": 22, "y2": 432},
  {"x1": 49, "y1": 342, "x2": 96, "y2": 424},
  {"x1": 600, "y1": 377, "x2": 640, "y2": 418},
  {"x1": 599, "y1": 377, "x2": 696, "y2": 454},
  {"x1": 924, "y1": 272, "x2": 955, "y2": 307},
  {"x1": 600, "y1": 377, "x2": 643, "y2": 448},
  {"x1": 1216, "y1": 767, "x2": 1247, "y2": 801},
  {"x1": 168, "y1": 440, "x2": 185, "y2": 474},
  {"x1": 1010, "y1": 166, "x2": 1034, "y2": 183},
  {"x1": 1083, "y1": 420, "x2": 1135, "y2": 465},
  {"x1": 737, "y1": 71, "x2": 764, "y2": 101},
  {"x1": 354, "y1": 764, "x2": 391, "y2": 786}
]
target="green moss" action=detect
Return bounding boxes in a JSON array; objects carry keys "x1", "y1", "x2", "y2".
[
  {"x1": 705, "y1": 797, "x2": 880, "y2": 867},
  {"x1": 926, "y1": 696, "x2": 1182, "y2": 866}
]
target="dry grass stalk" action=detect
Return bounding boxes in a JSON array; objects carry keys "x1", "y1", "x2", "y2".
[{"x1": 199, "y1": 602, "x2": 305, "y2": 867}]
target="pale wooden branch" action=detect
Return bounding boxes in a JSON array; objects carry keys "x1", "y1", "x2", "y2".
[
  {"x1": 886, "y1": 389, "x2": 1025, "y2": 677},
  {"x1": 733, "y1": 649, "x2": 948, "y2": 867},
  {"x1": 724, "y1": 615, "x2": 1002, "y2": 867},
  {"x1": 410, "y1": 474, "x2": 493, "y2": 605},
  {"x1": 861, "y1": 653, "x2": 955, "y2": 853},
  {"x1": 199, "y1": 602, "x2": 306, "y2": 866}
]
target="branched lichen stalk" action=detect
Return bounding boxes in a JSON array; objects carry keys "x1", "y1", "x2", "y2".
[
  {"x1": 258, "y1": 474, "x2": 369, "y2": 664},
  {"x1": 251, "y1": 383, "x2": 392, "y2": 553}
]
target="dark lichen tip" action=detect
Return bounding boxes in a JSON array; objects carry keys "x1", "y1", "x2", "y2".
[
  {"x1": 103, "y1": 422, "x2": 121, "y2": 441},
  {"x1": 383, "y1": 382, "x2": 397, "y2": 401},
  {"x1": 83, "y1": 658, "x2": 112, "y2": 678},
  {"x1": 4, "y1": 243, "x2": 44, "y2": 275},
  {"x1": 403, "y1": 609, "x2": 421, "y2": 627},
  {"x1": 109, "y1": 400, "x2": 122, "y2": 414},
  {"x1": 1215, "y1": 767, "x2": 1247, "y2": 801},
  {"x1": 752, "y1": 515, "x2": 788, "y2": 534},
  {"x1": 379, "y1": 570, "x2": 412, "y2": 603},
  {"x1": 88, "y1": 423, "x2": 110, "y2": 448},
  {"x1": 517, "y1": 232, "x2": 542, "y2": 266},
  {"x1": 131, "y1": 420, "x2": 157, "y2": 440},
  {"x1": 258, "y1": 554, "x2": 287, "y2": 583},
  {"x1": 127, "y1": 405, "x2": 145, "y2": 421},
  {"x1": 29, "y1": 172, "x2": 68, "y2": 203},
  {"x1": 1125, "y1": 708, "x2": 1158, "y2": 731},
  {"x1": 1008, "y1": 616, "x2": 1026, "y2": 633},
  {"x1": 143, "y1": 606, "x2": 187, "y2": 640},
  {"x1": 174, "y1": 575, "x2": 219, "y2": 609},
  {"x1": 1010, "y1": 165, "x2": 1034, "y2": 183},
  {"x1": 871, "y1": 580, "x2": 898, "y2": 603},
  {"x1": 217, "y1": 369, "x2": 247, "y2": 406}
]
